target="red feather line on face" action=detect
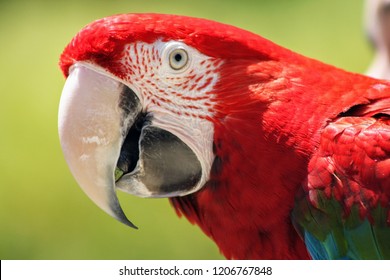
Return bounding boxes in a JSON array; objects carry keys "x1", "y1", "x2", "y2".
[{"x1": 117, "y1": 41, "x2": 223, "y2": 119}]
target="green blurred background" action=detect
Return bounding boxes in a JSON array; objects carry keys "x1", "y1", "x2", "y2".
[{"x1": 0, "y1": 0, "x2": 372, "y2": 259}]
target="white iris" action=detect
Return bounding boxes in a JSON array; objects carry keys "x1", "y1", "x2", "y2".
[{"x1": 169, "y1": 48, "x2": 188, "y2": 70}]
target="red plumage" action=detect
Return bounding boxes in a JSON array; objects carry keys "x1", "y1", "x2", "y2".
[
  {"x1": 60, "y1": 13, "x2": 298, "y2": 77},
  {"x1": 171, "y1": 55, "x2": 390, "y2": 258}
]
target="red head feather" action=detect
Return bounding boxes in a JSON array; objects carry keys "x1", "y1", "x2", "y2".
[{"x1": 60, "y1": 13, "x2": 302, "y2": 77}]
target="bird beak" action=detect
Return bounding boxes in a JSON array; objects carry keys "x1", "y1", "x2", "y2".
[
  {"x1": 58, "y1": 63, "x2": 205, "y2": 228},
  {"x1": 58, "y1": 63, "x2": 140, "y2": 228}
]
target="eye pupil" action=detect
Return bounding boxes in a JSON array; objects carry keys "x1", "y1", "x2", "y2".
[{"x1": 174, "y1": 53, "x2": 182, "y2": 62}]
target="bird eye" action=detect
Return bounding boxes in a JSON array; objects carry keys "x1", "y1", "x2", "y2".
[{"x1": 169, "y1": 48, "x2": 188, "y2": 70}]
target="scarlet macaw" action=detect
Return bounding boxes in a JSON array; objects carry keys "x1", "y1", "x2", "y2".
[{"x1": 58, "y1": 13, "x2": 390, "y2": 259}]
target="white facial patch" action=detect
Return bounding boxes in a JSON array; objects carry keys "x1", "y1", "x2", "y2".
[
  {"x1": 118, "y1": 39, "x2": 224, "y2": 195},
  {"x1": 120, "y1": 40, "x2": 222, "y2": 115}
]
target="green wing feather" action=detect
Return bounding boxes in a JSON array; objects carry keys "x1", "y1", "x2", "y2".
[{"x1": 293, "y1": 117, "x2": 390, "y2": 259}]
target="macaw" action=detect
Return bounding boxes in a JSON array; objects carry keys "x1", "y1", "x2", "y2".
[
  {"x1": 365, "y1": 0, "x2": 390, "y2": 78},
  {"x1": 58, "y1": 13, "x2": 390, "y2": 259}
]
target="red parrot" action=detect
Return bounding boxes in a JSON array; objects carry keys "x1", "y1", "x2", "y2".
[{"x1": 58, "y1": 13, "x2": 390, "y2": 259}]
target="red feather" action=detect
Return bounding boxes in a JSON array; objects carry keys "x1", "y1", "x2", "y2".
[{"x1": 60, "y1": 13, "x2": 300, "y2": 77}]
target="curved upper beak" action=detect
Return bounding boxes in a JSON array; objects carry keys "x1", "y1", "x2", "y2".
[
  {"x1": 58, "y1": 63, "x2": 205, "y2": 228},
  {"x1": 58, "y1": 64, "x2": 140, "y2": 228}
]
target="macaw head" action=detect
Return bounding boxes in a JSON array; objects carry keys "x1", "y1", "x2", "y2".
[{"x1": 58, "y1": 13, "x2": 295, "y2": 228}]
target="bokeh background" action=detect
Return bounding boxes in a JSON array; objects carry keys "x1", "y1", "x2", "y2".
[{"x1": 0, "y1": 0, "x2": 372, "y2": 259}]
